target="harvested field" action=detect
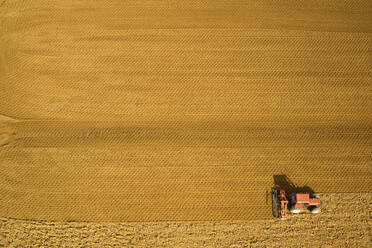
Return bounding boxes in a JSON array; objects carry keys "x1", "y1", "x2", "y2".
[
  {"x1": 0, "y1": 0, "x2": 371, "y2": 246},
  {"x1": 1, "y1": 193, "x2": 371, "y2": 247}
]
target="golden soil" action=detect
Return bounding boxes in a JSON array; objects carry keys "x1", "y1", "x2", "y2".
[
  {"x1": 1, "y1": 193, "x2": 371, "y2": 247},
  {"x1": 0, "y1": 0, "x2": 371, "y2": 246},
  {"x1": 0, "y1": 118, "x2": 371, "y2": 221}
]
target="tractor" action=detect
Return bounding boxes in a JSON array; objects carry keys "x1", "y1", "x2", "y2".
[{"x1": 271, "y1": 175, "x2": 321, "y2": 220}]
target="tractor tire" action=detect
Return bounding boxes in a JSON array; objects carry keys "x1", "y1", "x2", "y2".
[
  {"x1": 311, "y1": 207, "x2": 321, "y2": 214},
  {"x1": 290, "y1": 208, "x2": 301, "y2": 214}
]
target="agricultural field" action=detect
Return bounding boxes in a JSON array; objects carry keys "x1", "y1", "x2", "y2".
[
  {"x1": 0, "y1": 0, "x2": 371, "y2": 246},
  {"x1": 1, "y1": 193, "x2": 371, "y2": 247}
]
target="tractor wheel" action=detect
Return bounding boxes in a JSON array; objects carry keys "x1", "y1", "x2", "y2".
[
  {"x1": 311, "y1": 207, "x2": 321, "y2": 214},
  {"x1": 290, "y1": 208, "x2": 301, "y2": 214}
]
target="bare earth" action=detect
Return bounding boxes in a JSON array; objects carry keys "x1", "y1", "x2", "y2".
[
  {"x1": 1, "y1": 193, "x2": 371, "y2": 247},
  {"x1": 0, "y1": 0, "x2": 371, "y2": 246}
]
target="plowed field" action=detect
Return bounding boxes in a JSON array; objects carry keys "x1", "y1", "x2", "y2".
[{"x1": 0, "y1": 0, "x2": 371, "y2": 226}]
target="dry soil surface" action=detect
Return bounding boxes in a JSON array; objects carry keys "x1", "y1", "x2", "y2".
[
  {"x1": 1, "y1": 193, "x2": 371, "y2": 247},
  {"x1": 0, "y1": 117, "x2": 371, "y2": 221},
  {"x1": 0, "y1": 0, "x2": 371, "y2": 245}
]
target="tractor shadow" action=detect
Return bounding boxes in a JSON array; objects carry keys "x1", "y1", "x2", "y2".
[{"x1": 272, "y1": 174, "x2": 315, "y2": 195}]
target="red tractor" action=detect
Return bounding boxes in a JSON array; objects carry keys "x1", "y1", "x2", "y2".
[
  {"x1": 271, "y1": 175, "x2": 321, "y2": 219},
  {"x1": 272, "y1": 189, "x2": 321, "y2": 220}
]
